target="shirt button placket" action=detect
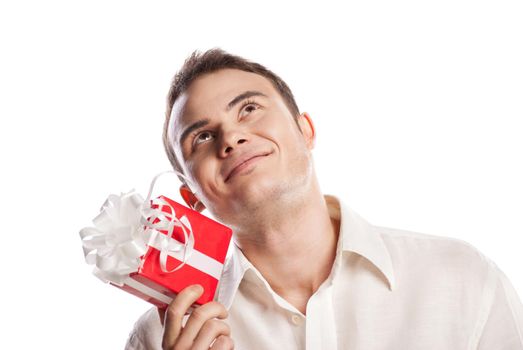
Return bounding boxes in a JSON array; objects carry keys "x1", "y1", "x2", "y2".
[{"x1": 291, "y1": 314, "x2": 303, "y2": 326}]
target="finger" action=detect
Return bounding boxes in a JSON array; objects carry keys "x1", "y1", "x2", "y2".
[
  {"x1": 210, "y1": 335, "x2": 235, "y2": 349},
  {"x1": 161, "y1": 284, "x2": 204, "y2": 350},
  {"x1": 176, "y1": 301, "x2": 228, "y2": 345},
  {"x1": 158, "y1": 306, "x2": 186, "y2": 327},
  {"x1": 191, "y1": 319, "x2": 231, "y2": 350}
]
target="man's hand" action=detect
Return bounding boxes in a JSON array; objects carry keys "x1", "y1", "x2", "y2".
[{"x1": 157, "y1": 284, "x2": 234, "y2": 350}]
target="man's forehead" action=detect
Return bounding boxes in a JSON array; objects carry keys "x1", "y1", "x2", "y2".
[{"x1": 183, "y1": 69, "x2": 273, "y2": 112}]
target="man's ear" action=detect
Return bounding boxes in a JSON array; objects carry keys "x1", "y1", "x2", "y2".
[
  {"x1": 179, "y1": 184, "x2": 206, "y2": 212},
  {"x1": 297, "y1": 112, "x2": 315, "y2": 149}
]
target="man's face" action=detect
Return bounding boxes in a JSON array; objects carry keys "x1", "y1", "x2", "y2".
[{"x1": 169, "y1": 68, "x2": 314, "y2": 224}]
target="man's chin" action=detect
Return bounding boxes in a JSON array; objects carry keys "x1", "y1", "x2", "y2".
[
  {"x1": 210, "y1": 175, "x2": 309, "y2": 228},
  {"x1": 229, "y1": 175, "x2": 294, "y2": 209}
]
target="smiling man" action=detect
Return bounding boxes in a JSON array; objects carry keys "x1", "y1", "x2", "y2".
[{"x1": 125, "y1": 49, "x2": 523, "y2": 350}]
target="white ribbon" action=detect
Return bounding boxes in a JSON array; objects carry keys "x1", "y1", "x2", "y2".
[{"x1": 80, "y1": 171, "x2": 198, "y2": 286}]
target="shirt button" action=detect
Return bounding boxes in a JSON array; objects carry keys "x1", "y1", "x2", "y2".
[{"x1": 291, "y1": 314, "x2": 303, "y2": 325}]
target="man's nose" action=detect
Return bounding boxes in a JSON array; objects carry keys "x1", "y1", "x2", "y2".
[{"x1": 218, "y1": 128, "x2": 248, "y2": 157}]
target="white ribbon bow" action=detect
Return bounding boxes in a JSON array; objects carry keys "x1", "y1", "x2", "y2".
[{"x1": 79, "y1": 171, "x2": 195, "y2": 286}]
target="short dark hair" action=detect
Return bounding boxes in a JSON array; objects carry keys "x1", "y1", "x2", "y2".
[{"x1": 162, "y1": 48, "x2": 301, "y2": 173}]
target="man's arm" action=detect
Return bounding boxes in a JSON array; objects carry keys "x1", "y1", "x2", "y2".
[{"x1": 476, "y1": 264, "x2": 523, "y2": 349}]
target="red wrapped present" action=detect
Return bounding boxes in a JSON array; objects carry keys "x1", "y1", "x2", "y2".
[
  {"x1": 80, "y1": 172, "x2": 233, "y2": 310},
  {"x1": 118, "y1": 195, "x2": 232, "y2": 308}
]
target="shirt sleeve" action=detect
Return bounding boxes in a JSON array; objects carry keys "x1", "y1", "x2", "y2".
[
  {"x1": 477, "y1": 263, "x2": 523, "y2": 349},
  {"x1": 124, "y1": 307, "x2": 163, "y2": 350},
  {"x1": 124, "y1": 331, "x2": 145, "y2": 350}
]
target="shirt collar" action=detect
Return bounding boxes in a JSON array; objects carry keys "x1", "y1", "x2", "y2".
[
  {"x1": 326, "y1": 195, "x2": 396, "y2": 291},
  {"x1": 215, "y1": 195, "x2": 396, "y2": 310},
  {"x1": 215, "y1": 240, "x2": 254, "y2": 310}
]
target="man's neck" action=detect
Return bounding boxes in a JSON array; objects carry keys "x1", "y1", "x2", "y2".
[{"x1": 233, "y1": 182, "x2": 340, "y2": 314}]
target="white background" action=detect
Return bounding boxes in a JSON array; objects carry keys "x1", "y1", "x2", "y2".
[{"x1": 1, "y1": 0, "x2": 522, "y2": 348}]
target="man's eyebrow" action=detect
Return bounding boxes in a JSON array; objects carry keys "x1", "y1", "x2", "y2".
[
  {"x1": 226, "y1": 90, "x2": 267, "y2": 111},
  {"x1": 179, "y1": 118, "x2": 210, "y2": 146}
]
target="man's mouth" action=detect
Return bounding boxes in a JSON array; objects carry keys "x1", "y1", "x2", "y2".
[{"x1": 224, "y1": 152, "x2": 272, "y2": 183}]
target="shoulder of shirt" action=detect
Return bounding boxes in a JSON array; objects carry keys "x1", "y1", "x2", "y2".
[
  {"x1": 335, "y1": 193, "x2": 497, "y2": 292},
  {"x1": 373, "y1": 224, "x2": 496, "y2": 279},
  {"x1": 373, "y1": 224, "x2": 523, "y2": 346},
  {"x1": 375, "y1": 224, "x2": 485, "y2": 253}
]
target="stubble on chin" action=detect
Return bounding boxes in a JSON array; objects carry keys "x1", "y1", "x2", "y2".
[{"x1": 226, "y1": 151, "x2": 314, "y2": 231}]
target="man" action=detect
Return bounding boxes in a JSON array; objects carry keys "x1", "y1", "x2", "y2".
[{"x1": 125, "y1": 48, "x2": 523, "y2": 350}]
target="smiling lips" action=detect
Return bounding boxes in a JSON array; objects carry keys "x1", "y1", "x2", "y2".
[{"x1": 224, "y1": 151, "x2": 272, "y2": 183}]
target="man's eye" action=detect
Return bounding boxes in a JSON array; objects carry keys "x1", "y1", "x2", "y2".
[
  {"x1": 194, "y1": 131, "x2": 214, "y2": 145},
  {"x1": 239, "y1": 102, "x2": 259, "y2": 118}
]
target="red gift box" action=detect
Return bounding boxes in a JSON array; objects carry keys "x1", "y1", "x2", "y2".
[{"x1": 113, "y1": 195, "x2": 232, "y2": 309}]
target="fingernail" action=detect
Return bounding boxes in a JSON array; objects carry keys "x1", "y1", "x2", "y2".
[{"x1": 192, "y1": 284, "x2": 203, "y2": 294}]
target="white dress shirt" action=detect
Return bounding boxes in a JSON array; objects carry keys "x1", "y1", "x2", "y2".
[{"x1": 125, "y1": 195, "x2": 523, "y2": 350}]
